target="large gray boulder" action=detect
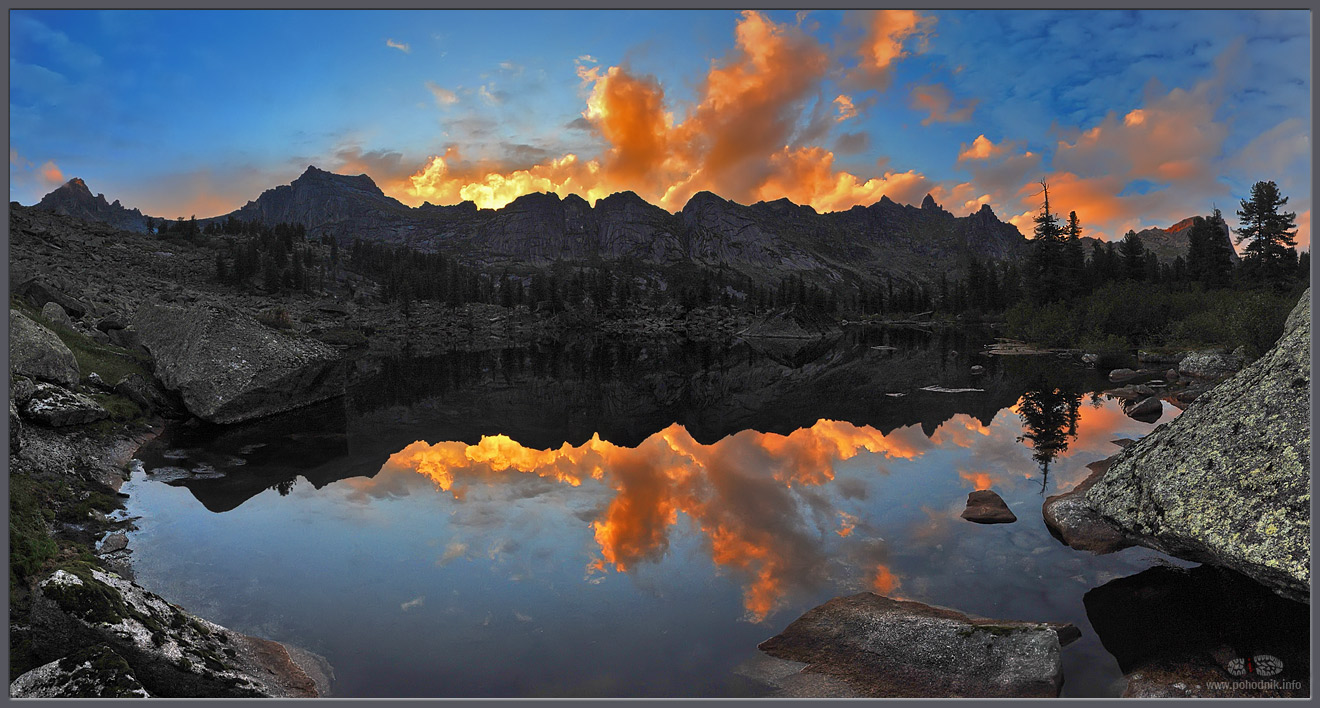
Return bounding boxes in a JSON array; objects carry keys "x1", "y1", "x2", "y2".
[
  {"x1": 10, "y1": 310, "x2": 80, "y2": 386},
  {"x1": 132, "y1": 301, "x2": 344, "y2": 424},
  {"x1": 1084, "y1": 288, "x2": 1310, "y2": 602},
  {"x1": 756, "y1": 593, "x2": 1079, "y2": 697},
  {"x1": 28, "y1": 567, "x2": 332, "y2": 697}
]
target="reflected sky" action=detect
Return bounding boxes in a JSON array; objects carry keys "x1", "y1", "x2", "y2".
[
  {"x1": 123, "y1": 390, "x2": 1182, "y2": 697},
  {"x1": 332, "y1": 394, "x2": 1179, "y2": 622}
]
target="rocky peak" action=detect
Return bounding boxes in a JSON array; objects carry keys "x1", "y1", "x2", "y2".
[
  {"x1": 920, "y1": 193, "x2": 939, "y2": 211},
  {"x1": 34, "y1": 178, "x2": 148, "y2": 232}
]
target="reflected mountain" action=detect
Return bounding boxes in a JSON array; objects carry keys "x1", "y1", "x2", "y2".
[{"x1": 136, "y1": 327, "x2": 1109, "y2": 515}]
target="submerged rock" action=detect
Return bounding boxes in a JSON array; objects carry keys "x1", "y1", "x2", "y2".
[
  {"x1": 960, "y1": 489, "x2": 1017, "y2": 524},
  {"x1": 10, "y1": 644, "x2": 151, "y2": 698},
  {"x1": 756, "y1": 592, "x2": 1079, "y2": 697},
  {"x1": 22, "y1": 382, "x2": 108, "y2": 427},
  {"x1": 10, "y1": 310, "x2": 81, "y2": 387},
  {"x1": 1085, "y1": 288, "x2": 1311, "y2": 602},
  {"x1": 27, "y1": 566, "x2": 332, "y2": 697},
  {"x1": 1084, "y1": 564, "x2": 1308, "y2": 697},
  {"x1": 133, "y1": 300, "x2": 345, "y2": 424}
]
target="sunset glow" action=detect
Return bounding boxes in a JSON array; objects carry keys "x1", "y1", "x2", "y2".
[{"x1": 9, "y1": 10, "x2": 1308, "y2": 246}]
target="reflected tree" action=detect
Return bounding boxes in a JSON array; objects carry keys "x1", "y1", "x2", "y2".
[{"x1": 1016, "y1": 386, "x2": 1083, "y2": 494}]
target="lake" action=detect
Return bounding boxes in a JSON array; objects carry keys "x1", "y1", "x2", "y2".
[{"x1": 119, "y1": 327, "x2": 1194, "y2": 697}]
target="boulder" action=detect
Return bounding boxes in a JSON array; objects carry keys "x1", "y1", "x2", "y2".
[
  {"x1": 132, "y1": 301, "x2": 345, "y2": 424},
  {"x1": 10, "y1": 399, "x2": 23, "y2": 453},
  {"x1": 1084, "y1": 564, "x2": 1308, "y2": 697},
  {"x1": 95, "y1": 317, "x2": 126, "y2": 332},
  {"x1": 1085, "y1": 288, "x2": 1310, "y2": 602},
  {"x1": 757, "y1": 592, "x2": 1079, "y2": 697},
  {"x1": 1177, "y1": 348, "x2": 1244, "y2": 380},
  {"x1": 22, "y1": 382, "x2": 108, "y2": 427},
  {"x1": 17, "y1": 277, "x2": 87, "y2": 318},
  {"x1": 107, "y1": 327, "x2": 143, "y2": 353},
  {"x1": 1042, "y1": 457, "x2": 1133, "y2": 554},
  {"x1": 10, "y1": 644, "x2": 151, "y2": 698},
  {"x1": 1107, "y1": 368, "x2": 1138, "y2": 383},
  {"x1": 10, "y1": 311, "x2": 81, "y2": 387},
  {"x1": 1120, "y1": 396, "x2": 1162, "y2": 423},
  {"x1": 41, "y1": 301, "x2": 76, "y2": 331},
  {"x1": 112, "y1": 374, "x2": 178, "y2": 415},
  {"x1": 28, "y1": 566, "x2": 332, "y2": 697},
  {"x1": 1137, "y1": 350, "x2": 1185, "y2": 365},
  {"x1": 960, "y1": 489, "x2": 1017, "y2": 524}
]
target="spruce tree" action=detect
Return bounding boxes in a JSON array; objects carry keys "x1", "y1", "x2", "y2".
[
  {"x1": 1118, "y1": 231, "x2": 1146, "y2": 281},
  {"x1": 1235, "y1": 180, "x2": 1298, "y2": 285},
  {"x1": 1027, "y1": 181, "x2": 1066, "y2": 303}
]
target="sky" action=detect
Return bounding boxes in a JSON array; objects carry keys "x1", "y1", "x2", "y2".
[{"x1": 9, "y1": 9, "x2": 1312, "y2": 246}]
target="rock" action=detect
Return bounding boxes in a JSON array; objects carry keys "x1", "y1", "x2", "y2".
[
  {"x1": 85, "y1": 372, "x2": 110, "y2": 390},
  {"x1": 1120, "y1": 396, "x2": 1162, "y2": 423},
  {"x1": 99, "y1": 533, "x2": 128, "y2": 554},
  {"x1": 970, "y1": 365, "x2": 985, "y2": 375},
  {"x1": 28, "y1": 566, "x2": 331, "y2": 697},
  {"x1": 1177, "y1": 348, "x2": 1244, "y2": 380},
  {"x1": 12, "y1": 376, "x2": 37, "y2": 405},
  {"x1": 22, "y1": 382, "x2": 108, "y2": 427},
  {"x1": 1042, "y1": 457, "x2": 1133, "y2": 554},
  {"x1": 1080, "y1": 353, "x2": 1099, "y2": 366},
  {"x1": 41, "y1": 301, "x2": 76, "y2": 331},
  {"x1": 1085, "y1": 288, "x2": 1310, "y2": 602},
  {"x1": 132, "y1": 301, "x2": 345, "y2": 424},
  {"x1": 960, "y1": 489, "x2": 1017, "y2": 524},
  {"x1": 1084, "y1": 564, "x2": 1308, "y2": 697},
  {"x1": 107, "y1": 327, "x2": 143, "y2": 352},
  {"x1": 112, "y1": 374, "x2": 177, "y2": 415},
  {"x1": 17, "y1": 277, "x2": 88, "y2": 318},
  {"x1": 10, "y1": 311, "x2": 81, "y2": 387},
  {"x1": 1107, "y1": 368, "x2": 1138, "y2": 383},
  {"x1": 1104, "y1": 384, "x2": 1155, "y2": 400},
  {"x1": 1166, "y1": 368, "x2": 1179, "y2": 381},
  {"x1": 10, "y1": 399, "x2": 23, "y2": 453},
  {"x1": 10, "y1": 644, "x2": 151, "y2": 698},
  {"x1": 96, "y1": 317, "x2": 126, "y2": 332},
  {"x1": 757, "y1": 592, "x2": 1079, "y2": 697}
]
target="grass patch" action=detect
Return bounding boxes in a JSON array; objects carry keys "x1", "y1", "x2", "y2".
[
  {"x1": 10, "y1": 297, "x2": 151, "y2": 385},
  {"x1": 9, "y1": 475, "x2": 58, "y2": 595}
]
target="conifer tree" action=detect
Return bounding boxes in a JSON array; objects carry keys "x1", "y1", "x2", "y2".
[{"x1": 1236, "y1": 180, "x2": 1298, "y2": 284}]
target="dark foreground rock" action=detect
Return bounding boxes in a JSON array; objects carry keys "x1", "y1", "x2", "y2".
[
  {"x1": 133, "y1": 300, "x2": 345, "y2": 424},
  {"x1": 1084, "y1": 564, "x2": 1309, "y2": 697},
  {"x1": 960, "y1": 489, "x2": 1017, "y2": 524},
  {"x1": 10, "y1": 310, "x2": 81, "y2": 386},
  {"x1": 756, "y1": 592, "x2": 1079, "y2": 697},
  {"x1": 1084, "y1": 288, "x2": 1310, "y2": 603},
  {"x1": 1119, "y1": 395, "x2": 1162, "y2": 423},
  {"x1": 25, "y1": 566, "x2": 332, "y2": 697}
]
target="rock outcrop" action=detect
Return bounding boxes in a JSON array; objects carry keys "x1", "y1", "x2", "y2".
[
  {"x1": 1042, "y1": 457, "x2": 1133, "y2": 554},
  {"x1": 960, "y1": 489, "x2": 1017, "y2": 524},
  {"x1": 133, "y1": 300, "x2": 345, "y2": 424},
  {"x1": 34, "y1": 178, "x2": 152, "y2": 233},
  {"x1": 26, "y1": 566, "x2": 332, "y2": 697},
  {"x1": 1083, "y1": 288, "x2": 1310, "y2": 602},
  {"x1": 1177, "y1": 348, "x2": 1245, "y2": 380},
  {"x1": 10, "y1": 644, "x2": 152, "y2": 698},
  {"x1": 22, "y1": 382, "x2": 108, "y2": 427},
  {"x1": 10, "y1": 310, "x2": 81, "y2": 386},
  {"x1": 756, "y1": 592, "x2": 1079, "y2": 697}
]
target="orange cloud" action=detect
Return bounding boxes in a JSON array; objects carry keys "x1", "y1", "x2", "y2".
[
  {"x1": 850, "y1": 10, "x2": 936, "y2": 89},
  {"x1": 957, "y1": 469, "x2": 995, "y2": 491},
  {"x1": 957, "y1": 135, "x2": 1007, "y2": 162},
  {"x1": 395, "y1": 11, "x2": 936, "y2": 214},
  {"x1": 871, "y1": 563, "x2": 900, "y2": 594},
  {"x1": 39, "y1": 160, "x2": 63, "y2": 184},
  {"x1": 910, "y1": 83, "x2": 977, "y2": 126},
  {"x1": 834, "y1": 94, "x2": 858, "y2": 122}
]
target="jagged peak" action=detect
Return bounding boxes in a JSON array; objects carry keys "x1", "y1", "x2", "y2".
[
  {"x1": 920, "y1": 193, "x2": 943, "y2": 211},
  {"x1": 977, "y1": 203, "x2": 995, "y2": 216},
  {"x1": 64, "y1": 177, "x2": 91, "y2": 193}
]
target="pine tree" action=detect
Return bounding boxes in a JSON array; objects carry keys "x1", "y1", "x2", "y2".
[
  {"x1": 1063, "y1": 211, "x2": 1086, "y2": 297},
  {"x1": 1119, "y1": 231, "x2": 1146, "y2": 281},
  {"x1": 1235, "y1": 180, "x2": 1298, "y2": 285},
  {"x1": 1027, "y1": 181, "x2": 1066, "y2": 303}
]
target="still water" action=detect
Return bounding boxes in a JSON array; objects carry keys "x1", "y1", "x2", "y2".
[{"x1": 122, "y1": 328, "x2": 1192, "y2": 697}]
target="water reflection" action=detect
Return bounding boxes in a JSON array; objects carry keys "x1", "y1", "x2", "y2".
[{"x1": 1015, "y1": 386, "x2": 1083, "y2": 493}]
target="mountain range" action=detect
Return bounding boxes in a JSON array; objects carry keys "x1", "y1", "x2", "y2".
[{"x1": 28, "y1": 167, "x2": 1236, "y2": 284}]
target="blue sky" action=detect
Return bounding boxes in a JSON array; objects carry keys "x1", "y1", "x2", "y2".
[{"x1": 9, "y1": 9, "x2": 1311, "y2": 245}]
